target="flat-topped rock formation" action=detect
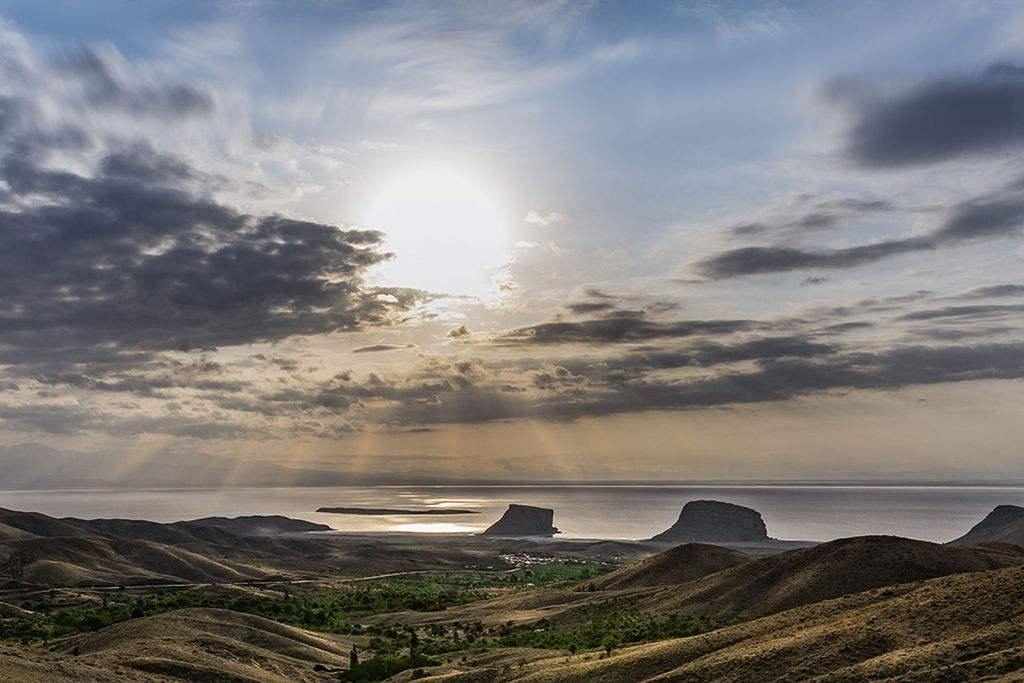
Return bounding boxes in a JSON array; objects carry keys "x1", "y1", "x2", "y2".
[
  {"x1": 949, "y1": 504, "x2": 1024, "y2": 546},
  {"x1": 186, "y1": 515, "x2": 333, "y2": 535},
  {"x1": 481, "y1": 504, "x2": 560, "y2": 537},
  {"x1": 649, "y1": 500, "x2": 768, "y2": 544}
]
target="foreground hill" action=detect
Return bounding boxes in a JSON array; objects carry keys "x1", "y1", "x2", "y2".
[
  {"x1": 591, "y1": 543, "x2": 751, "y2": 590},
  {"x1": 0, "y1": 608, "x2": 358, "y2": 682},
  {"x1": 631, "y1": 535, "x2": 1024, "y2": 623},
  {"x1": 486, "y1": 564, "x2": 1024, "y2": 682},
  {"x1": 949, "y1": 504, "x2": 1024, "y2": 546}
]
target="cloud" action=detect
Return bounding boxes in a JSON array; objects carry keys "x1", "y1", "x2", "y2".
[
  {"x1": 899, "y1": 304, "x2": 1024, "y2": 321},
  {"x1": 525, "y1": 210, "x2": 566, "y2": 227},
  {"x1": 952, "y1": 284, "x2": 1024, "y2": 299},
  {"x1": 0, "y1": 148, "x2": 401, "y2": 358},
  {"x1": 697, "y1": 174, "x2": 1024, "y2": 279},
  {"x1": 831, "y1": 65, "x2": 1024, "y2": 167},
  {"x1": 498, "y1": 309, "x2": 756, "y2": 345},
  {"x1": 725, "y1": 194, "x2": 893, "y2": 241},
  {"x1": 696, "y1": 239, "x2": 933, "y2": 279},
  {"x1": 379, "y1": 340, "x2": 1024, "y2": 425},
  {"x1": 353, "y1": 343, "x2": 416, "y2": 353},
  {"x1": 566, "y1": 301, "x2": 617, "y2": 314},
  {"x1": 54, "y1": 48, "x2": 215, "y2": 120},
  {"x1": 933, "y1": 191, "x2": 1024, "y2": 241}
]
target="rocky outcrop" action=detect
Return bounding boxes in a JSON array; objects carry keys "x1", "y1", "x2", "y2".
[
  {"x1": 186, "y1": 515, "x2": 332, "y2": 535},
  {"x1": 481, "y1": 504, "x2": 560, "y2": 537},
  {"x1": 649, "y1": 500, "x2": 768, "y2": 544},
  {"x1": 948, "y1": 505, "x2": 1024, "y2": 546}
]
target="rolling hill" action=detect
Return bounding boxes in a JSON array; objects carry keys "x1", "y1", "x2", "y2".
[
  {"x1": 630, "y1": 534, "x2": 1024, "y2": 623},
  {"x1": 590, "y1": 543, "x2": 751, "y2": 590},
  {"x1": 489, "y1": 564, "x2": 1024, "y2": 682}
]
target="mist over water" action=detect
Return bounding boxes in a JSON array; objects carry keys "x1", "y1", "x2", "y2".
[{"x1": 0, "y1": 485, "x2": 1019, "y2": 542}]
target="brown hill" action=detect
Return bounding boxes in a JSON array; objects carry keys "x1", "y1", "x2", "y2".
[
  {"x1": 633, "y1": 534, "x2": 1024, "y2": 623},
  {"x1": 948, "y1": 504, "x2": 1024, "y2": 546},
  {"x1": 0, "y1": 508, "x2": 305, "y2": 587},
  {"x1": 2, "y1": 535, "x2": 269, "y2": 587},
  {"x1": 590, "y1": 543, "x2": 751, "y2": 590},
  {"x1": 489, "y1": 564, "x2": 1024, "y2": 682},
  {"x1": 0, "y1": 641, "x2": 151, "y2": 682},
  {"x1": 43, "y1": 608, "x2": 359, "y2": 682}
]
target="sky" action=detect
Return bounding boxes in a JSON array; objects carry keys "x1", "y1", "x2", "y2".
[{"x1": 3, "y1": 0, "x2": 1024, "y2": 483}]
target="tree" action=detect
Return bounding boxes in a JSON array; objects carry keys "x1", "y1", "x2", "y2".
[
  {"x1": 350, "y1": 644, "x2": 359, "y2": 669},
  {"x1": 407, "y1": 627, "x2": 420, "y2": 660},
  {"x1": 602, "y1": 635, "x2": 619, "y2": 657}
]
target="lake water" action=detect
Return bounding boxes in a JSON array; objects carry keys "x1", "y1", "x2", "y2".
[{"x1": 0, "y1": 485, "x2": 1019, "y2": 543}]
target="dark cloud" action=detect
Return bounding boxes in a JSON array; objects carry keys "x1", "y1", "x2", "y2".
[
  {"x1": 566, "y1": 301, "x2": 617, "y2": 314},
  {"x1": 907, "y1": 326, "x2": 1014, "y2": 341},
  {"x1": 815, "y1": 197, "x2": 892, "y2": 213},
  {"x1": 726, "y1": 196, "x2": 892, "y2": 241},
  {"x1": 498, "y1": 309, "x2": 755, "y2": 345},
  {"x1": 696, "y1": 238, "x2": 933, "y2": 279},
  {"x1": 697, "y1": 173, "x2": 1024, "y2": 280},
  {"x1": 566, "y1": 336, "x2": 839, "y2": 381},
  {"x1": 821, "y1": 321, "x2": 874, "y2": 333},
  {"x1": 353, "y1": 343, "x2": 416, "y2": 353},
  {"x1": 899, "y1": 304, "x2": 1024, "y2": 321},
  {"x1": 933, "y1": 193, "x2": 1024, "y2": 241},
  {"x1": 384, "y1": 342, "x2": 1024, "y2": 425},
  {"x1": 0, "y1": 148, "x2": 407, "y2": 368},
  {"x1": 952, "y1": 284, "x2": 1024, "y2": 299},
  {"x1": 801, "y1": 276, "x2": 830, "y2": 286},
  {"x1": 832, "y1": 66, "x2": 1024, "y2": 167}
]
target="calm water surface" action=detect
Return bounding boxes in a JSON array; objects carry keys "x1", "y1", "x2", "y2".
[{"x1": 0, "y1": 485, "x2": 1019, "y2": 543}]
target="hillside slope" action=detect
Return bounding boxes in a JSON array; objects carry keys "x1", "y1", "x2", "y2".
[
  {"x1": 47, "y1": 607, "x2": 358, "y2": 682},
  {"x1": 591, "y1": 543, "x2": 751, "y2": 590},
  {"x1": 495, "y1": 565, "x2": 1024, "y2": 682},
  {"x1": 949, "y1": 504, "x2": 1024, "y2": 546},
  {"x1": 631, "y1": 534, "x2": 1024, "y2": 623}
]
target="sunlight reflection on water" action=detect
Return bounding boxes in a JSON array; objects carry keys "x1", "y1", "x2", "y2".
[{"x1": 392, "y1": 522, "x2": 477, "y2": 533}]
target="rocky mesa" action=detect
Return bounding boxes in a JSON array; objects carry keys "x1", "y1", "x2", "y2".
[
  {"x1": 649, "y1": 499, "x2": 769, "y2": 544},
  {"x1": 481, "y1": 504, "x2": 560, "y2": 537}
]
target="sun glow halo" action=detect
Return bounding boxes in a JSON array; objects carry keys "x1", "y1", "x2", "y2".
[{"x1": 362, "y1": 163, "x2": 512, "y2": 297}]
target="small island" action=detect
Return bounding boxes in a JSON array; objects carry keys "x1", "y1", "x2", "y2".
[{"x1": 316, "y1": 506, "x2": 479, "y2": 516}]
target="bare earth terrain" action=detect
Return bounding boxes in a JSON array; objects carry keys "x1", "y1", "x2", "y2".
[{"x1": 2, "y1": 505, "x2": 1024, "y2": 681}]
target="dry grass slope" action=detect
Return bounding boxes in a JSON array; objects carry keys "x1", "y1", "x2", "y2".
[
  {"x1": 491, "y1": 565, "x2": 1024, "y2": 682},
  {"x1": 591, "y1": 543, "x2": 751, "y2": 590},
  {"x1": 50, "y1": 607, "x2": 360, "y2": 682},
  {"x1": 630, "y1": 535, "x2": 1024, "y2": 623}
]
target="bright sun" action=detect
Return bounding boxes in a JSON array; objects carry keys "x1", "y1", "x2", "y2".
[{"x1": 362, "y1": 163, "x2": 511, "y2": 297}]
